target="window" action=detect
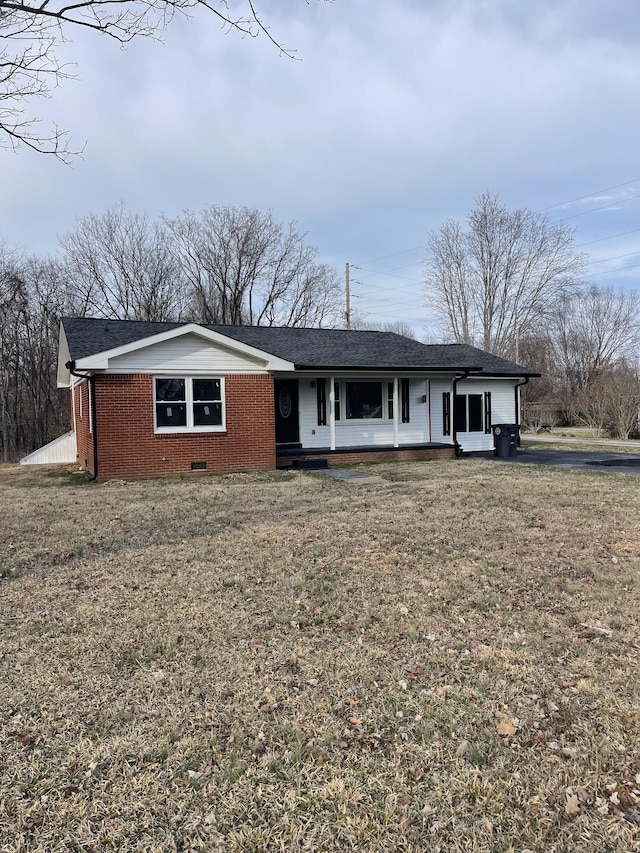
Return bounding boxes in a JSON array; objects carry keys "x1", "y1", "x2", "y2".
[
  {"x1": 154, "y1": 377, "x2": 224, "y2": 432},
  {"x1": 453, "y1": 392, "x2": 485, "y2": 434},
  {"x1": 345, "y1": 382, "x2": 383, "y2": 419},
  {"x1": 334, "y1": 381, "x2": 341, "y2": 421},
  {"x1": 454, "y1": 394, "x2": 467, "y2": 433},
  {"x1": 316, "y1": 379, "x2": 409, "y2": 423},
  {"x1": 468, "y1": 394, "x2": 483, "y2": 432}
]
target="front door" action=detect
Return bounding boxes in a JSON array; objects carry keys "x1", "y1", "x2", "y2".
[{"x1": 274, "y1": 379, "x2": 300, "y2": 445}]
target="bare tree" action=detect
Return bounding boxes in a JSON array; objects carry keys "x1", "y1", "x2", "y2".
[
  {"x1": 425, "y1": 193, "x2": 585, "y2": 357},
  {"x1": 59, "y1": 202, "x2": 187, "y2": 321},
  {"x1": 0, "y1": 242, "x2": 71, "y2": 459},
  {"x1": 363, "y1": 321, "x2": 417, "y2": 339},
  {"x1": 605, "y1": 364, "x2": 640, "y2": 440},
  {"x1": 0, "y1": 0, "x2": 327, "y2": 158},
  {"x1": 550, "y1": 285, "x2": 640, "y2": 394},
  {"x1": 165, "y1": 205, "x2": 342, "y2": 327},
  {"x1": 0, "y1": 241, "x2": 27, "y2": 459}
]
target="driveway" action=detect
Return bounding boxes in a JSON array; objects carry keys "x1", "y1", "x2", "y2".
[{"x1": 477, "y1": 447, "x2": 640, "y2": 475}]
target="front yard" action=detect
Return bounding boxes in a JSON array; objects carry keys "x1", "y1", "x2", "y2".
[{"x1": 1, "y1": 460, "x2": 639, "y2": 851}]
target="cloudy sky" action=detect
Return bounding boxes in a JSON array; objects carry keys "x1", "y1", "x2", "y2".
[{"x1": 2, "y1": 0, "x2": 640, "y2": 335}]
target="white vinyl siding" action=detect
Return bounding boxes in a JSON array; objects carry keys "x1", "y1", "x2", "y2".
[
  {"x1": 429, "y1": 379, "x2": 454, "y2": 445},
  {"x1": 20, "y1": 431, "x2": 78, "y2": 466},
  {"x1": 108, "y1": 333, "x2": 269, "y2": 374},
  {"x1": 430, "y1": 378, "x2": 519, "y2": 452}
]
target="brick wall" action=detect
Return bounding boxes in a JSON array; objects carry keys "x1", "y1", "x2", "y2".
[
  {"x1": 276, "y1": 447, "x2": 455, "y2": 467},
  {"x1": 74, "y1": 380, "x2": 94, "y2": 473},
  {"x1": 90, "y1": 373, "x2": 275, "y2": 480}
]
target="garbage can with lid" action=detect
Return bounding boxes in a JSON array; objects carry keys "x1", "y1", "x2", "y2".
[{"x1": 493, "y1": 424, "x2": 520, "y2": 457}]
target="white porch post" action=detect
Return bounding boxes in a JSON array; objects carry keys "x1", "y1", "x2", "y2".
[
  {"x1": 393, "y1": 377, "x2": 399, "y2": 448},
  {"x1": 329, "y1": 376, "x2": 336, "y2": 451}
]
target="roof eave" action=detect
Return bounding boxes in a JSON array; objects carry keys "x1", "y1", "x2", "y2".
[{"x1": 293, "y1": 364, "x2": 485, "y2": 373}]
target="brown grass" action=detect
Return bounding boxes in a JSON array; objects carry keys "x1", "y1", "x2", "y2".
[{"x1": 1, "y1": 460, "x2": 639, "y2": 852}]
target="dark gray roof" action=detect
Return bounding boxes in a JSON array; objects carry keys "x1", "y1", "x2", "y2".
[{"x1": 61, "y1": 317, "x2": 539, "y2": 376}]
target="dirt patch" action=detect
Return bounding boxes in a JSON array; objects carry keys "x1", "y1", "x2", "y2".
[{"x1": 1, "y1": 461, "x2": 639, "y2": 851}]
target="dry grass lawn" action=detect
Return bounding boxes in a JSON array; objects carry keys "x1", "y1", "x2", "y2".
[{"x1": 1, "y1": 459, "x2": 639, "y2": 852}]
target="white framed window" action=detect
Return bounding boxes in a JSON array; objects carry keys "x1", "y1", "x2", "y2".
[
  {"x1": 154, "y1": 377, "x2": 225, "y2": 433},
  {"x1": 317, "y1": 380, "x2": 412, "y2": 424}
]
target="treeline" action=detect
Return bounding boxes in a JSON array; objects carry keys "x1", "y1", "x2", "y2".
[
  {"x1": 425, "y1": 193, "x2": 640, "y2": 438},
  {"x1": 0, "y1": 204, "x2": 342, "y2": 460}
]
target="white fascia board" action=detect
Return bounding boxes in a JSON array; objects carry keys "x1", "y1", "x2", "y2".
[{"x1": 74, "y1": 323, "x2": 295, "y2": 373}]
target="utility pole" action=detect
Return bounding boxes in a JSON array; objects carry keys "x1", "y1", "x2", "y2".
[{"x1": 345, "y1": 262, "x2": 351, "y2": 330}]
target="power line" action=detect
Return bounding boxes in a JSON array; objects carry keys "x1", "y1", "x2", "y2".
[
  {"x1": 354, "y1": 266, "x2": 423, "y2": 284},
  {"x1": 576, "y1": 227, "x2": 640, "y2": 248},
  {"x1": 590, "y1": 259, "x2": 640, "y2": 277},
  {"x1": 586, "y1": 250, "x2": 640, "y2": 268},
  {"x1": 551, "y1": 191, "x2": 640, "y2": 223},
  {"x1": 540, "y1": 178, "x2": 640, "y2": 212},
  {"x1": 355, "y1": 245, "x2": 424, "y2": 267}
]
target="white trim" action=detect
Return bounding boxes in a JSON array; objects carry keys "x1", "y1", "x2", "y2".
[
  {"x1": 392, "y1": 377, "x2": 399, "y2": 447},
  {"x1": 153, "y1": 376, "x2": 227, "y2": 434},
  {"x1": 74, "y1": 324, "x2": 295, "y2": 373}
]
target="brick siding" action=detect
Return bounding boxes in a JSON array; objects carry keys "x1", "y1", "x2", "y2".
[
  {"x1": 85, "y1": 373, "x2": 275, "y2": 480},
  {"x1": 276, "y1": 447, "x2": 455, "y2": 467},
  {"x1": 74, "y1": 380, "x2": 94, "y2": 473}
]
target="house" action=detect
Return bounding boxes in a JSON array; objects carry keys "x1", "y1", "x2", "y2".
[{"x1": 41, "y1": 317, "x2": 538, "y2": 479}]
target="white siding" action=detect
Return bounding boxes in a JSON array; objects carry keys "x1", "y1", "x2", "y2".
[
  {"x1": 20, "y1": 431, "x2": 77, "y2": 466},
  {"x1": 429, "y1": 378, "x2": 452, "y2": 445},
  {"x1": 298, "y1": 378, "x2": 430, "y2": 449},
  {"x1": 429, "y1": 377, "x2": 519, "y2": 452},
  {"x1": 107, "y1": 333, "x2": 268, "y2": 374}
]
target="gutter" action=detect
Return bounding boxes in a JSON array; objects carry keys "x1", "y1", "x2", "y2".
[
  {"x1": 66, "y1": 361, "x2": 98, "y2": 481},
  {"x1": 514, "y1": 376, "x2": 530, "y2": 445},
  {"x1": 452, "y1": 370, "x2": 472, "y2": 457}
]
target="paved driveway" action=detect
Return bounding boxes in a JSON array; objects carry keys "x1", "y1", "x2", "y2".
[{"x1": 479, "y1": 448, "x2": 640, "y2": 476}]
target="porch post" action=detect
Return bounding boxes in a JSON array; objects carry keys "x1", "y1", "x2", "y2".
[
  {"x1": 393, "y1": 377, "x2": 399, "y2": 448},
  {"x1": 329, "y1": 376, "x2": 336, "y2": 451}
]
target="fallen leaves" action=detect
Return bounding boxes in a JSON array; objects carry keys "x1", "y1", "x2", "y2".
[{"x1": 496, "y1": 718, "x2": 517, "y2": 737}]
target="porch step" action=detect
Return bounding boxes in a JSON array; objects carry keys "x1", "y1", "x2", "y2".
[{"x1": 292, "y1": 458, "x2": 329, "y2": 470}]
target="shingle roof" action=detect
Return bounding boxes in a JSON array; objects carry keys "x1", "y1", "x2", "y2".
[{"x1": 61, "y1": 317, "x2": 539, "y2": 376}]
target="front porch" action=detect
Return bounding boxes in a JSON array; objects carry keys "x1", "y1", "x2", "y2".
[{"x1": 276, "y1": 442, "x2": 455, "y2": 469}]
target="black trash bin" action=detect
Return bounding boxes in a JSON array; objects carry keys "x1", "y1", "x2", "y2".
[{"x1": 493, "y1": 424, "x2": 520, "y2": 457}]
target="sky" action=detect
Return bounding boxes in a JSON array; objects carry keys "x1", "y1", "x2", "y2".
[{"x1": 2, "y1": 0, "x2": 640, "y2": 337}]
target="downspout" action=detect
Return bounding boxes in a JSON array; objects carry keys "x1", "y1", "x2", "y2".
[
  {"x1": 452, "y1": 370, "x2": 471, "y2": 457},
  {"x1": 514, "y1": 376, "x2": 530, "y2": 445},
  {"x1": 66, "y1": 361, "x2": 99, "y2": 481}
]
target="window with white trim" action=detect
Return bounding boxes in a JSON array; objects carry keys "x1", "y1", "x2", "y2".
[
  {"x1": 316, "y1": 379, "x2": 411, "y2": 424},
  {"x1": 154, "y1": 377, "x2": 225, "y2": 433}
]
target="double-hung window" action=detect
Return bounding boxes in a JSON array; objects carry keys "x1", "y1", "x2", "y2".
[{"x1": 154, "y1": 377, "x2": 225, "y2": 433}]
